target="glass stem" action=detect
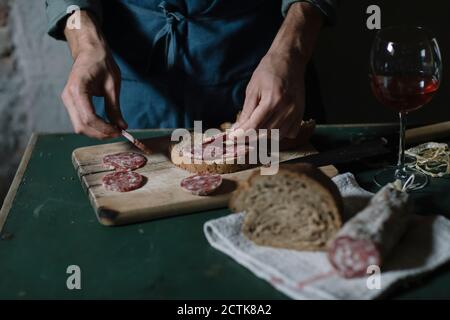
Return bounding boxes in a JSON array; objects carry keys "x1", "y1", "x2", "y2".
[{"x1": 396, "y1": 112, "x2": 407, "y2": 178}]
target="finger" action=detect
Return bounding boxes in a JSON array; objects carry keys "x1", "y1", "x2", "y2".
[
  {"x1": 104, "y1": 80, "x2": 128, "y2": 130},
  {"x1": 72, "y1": 90, "x2": 121, "y2": 138},
  {"x1": 78, "y1": 119, "x2": 115, "y2": 139},
  {"x1": 87, "y1": 113, "x2": 122, "y2": 139},
  {"x1": 61, "y1": 90, "x2": 84, "y2": 133},
  {"x1": 62, "y1": 90, "x2": 114, "y2": 139},
  {"x1": 238, "y1": 96, "x2": 277, "y2": 132},
  {"x1": 235, "y1": 87, "x2": 259, "y2": 128},
  {"x1": 262, "y1": 104, "x2": 296, "y2": 140},
  {"x1": 275, "y1": 107, "x2": 302, "y2": 139}
]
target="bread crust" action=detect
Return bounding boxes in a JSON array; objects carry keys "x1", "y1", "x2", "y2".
[
  {"x1": 230, "y1": 163, "x2": 343, "y2": 251},
  {"x1": 170, "y1": 138, "x2": 255, "y2": 174},
  {"x1": 170, "y1": 120, "x2": 316, "y2": 174},
  {"x1": 230, "y1": 163, "x2": 343, "y2": 219}
]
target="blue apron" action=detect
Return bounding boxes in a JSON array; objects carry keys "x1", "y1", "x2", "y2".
[{"x1": 95, "y1": 0, "x2": 324, "y2": 129}]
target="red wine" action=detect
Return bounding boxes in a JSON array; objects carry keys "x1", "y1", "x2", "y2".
[{"x1": 370, "y1": 75, "x2": 439, "y2": 112}]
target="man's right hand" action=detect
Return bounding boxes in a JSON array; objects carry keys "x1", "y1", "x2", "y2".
[{"x1": 61, "y1": 10, "x2": 127, "y2": 139}]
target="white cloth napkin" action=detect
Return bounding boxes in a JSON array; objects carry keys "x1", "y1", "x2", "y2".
[{"x1": 204, "y1": 173, "x2": 450, "y2": 300}]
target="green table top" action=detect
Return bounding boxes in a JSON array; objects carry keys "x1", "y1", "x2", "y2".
[{"x1": 1, "y1": 124, "x2": 449, "y2": 299}]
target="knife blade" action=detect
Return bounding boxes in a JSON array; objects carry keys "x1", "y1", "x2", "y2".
[
  {"x1": 283, "y1": 121, "x2": 450, "y2": 167},
  {"x1": 283, "y1": 137, "x2": 391, "y2": 167},
  {"x1": 121, "y1": 130, "x2": 152, "y2": 155}
]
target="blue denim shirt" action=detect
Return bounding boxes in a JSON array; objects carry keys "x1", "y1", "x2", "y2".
[
  {"x1": 46, "y1": 0, "x2": 338, "y2": 40},
  {"x1": 45, "y1": 0, "x2": 330, "y2": 128}
]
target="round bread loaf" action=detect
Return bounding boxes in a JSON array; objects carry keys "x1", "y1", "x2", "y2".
[{"x1": 230, "y1": 163, "x2": 343, "y2": 251}]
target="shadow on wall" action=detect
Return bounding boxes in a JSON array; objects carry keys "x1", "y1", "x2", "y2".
[{"x1": 315, "y1": 0, "x2": 450, "y2": 124}]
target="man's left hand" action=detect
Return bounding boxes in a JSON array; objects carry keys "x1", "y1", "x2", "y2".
[
  {"x1": 235, "y1": 51, "x2": 306, "y2": 139},
  {"x1": 233, "y1": 2, "x2": 322, "y2": 140}
]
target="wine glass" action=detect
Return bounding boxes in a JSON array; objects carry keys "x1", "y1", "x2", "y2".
[{"x1": 369, "y1": 26, "x2": 442, "y2": 190}]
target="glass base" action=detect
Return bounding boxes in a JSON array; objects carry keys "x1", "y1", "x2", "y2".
[
  {"x1": 373, "y1": 166, "x2": 429, "y2": 191},
  {"x1": 404, "y1": 154, "x2": 417, "y2": 166}
]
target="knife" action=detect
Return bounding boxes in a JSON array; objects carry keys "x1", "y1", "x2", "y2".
[
  {"x1": 284, "y1": 121, "x2": 450, "y2": 167},
  {"x1": 283, "y1": 137, "x2": 390, "y2": 167},
  {"x1": 121, "y1": 130, "x2": 152, "y2": 155}
]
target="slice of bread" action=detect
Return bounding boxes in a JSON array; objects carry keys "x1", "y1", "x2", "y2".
[
  {"x1": 170, "y1": 120, "x2": 316, "y2": 174},
  {"x1": 230, "y1": 163, "x2": 343, "y2": 251},
  {"x1": 170, "y1": 132, "x2": 255, "y2": 174}
]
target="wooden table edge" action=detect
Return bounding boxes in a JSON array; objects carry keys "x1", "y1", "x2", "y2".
[
  {"x1": 0, "y1": 133, "x2": 39, "y2": 233},
  {"x1": 35, "y1": 123, "x2": 401, "y2": 135},
  {"x1": 0, "y1": 123, "x2": 399, "y2": 233}
]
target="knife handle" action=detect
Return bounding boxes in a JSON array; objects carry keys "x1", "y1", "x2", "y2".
[{"x1": 405, "y1": 121, "x2": 450, "y2": 145}]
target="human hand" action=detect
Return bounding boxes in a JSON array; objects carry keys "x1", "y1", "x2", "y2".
[
  {"x1": 234, "y1": 52, "x2": 306, "y2": 139},
  {"x1": 233, "y1": 2, "x2": 322, "y2": 140},
  {"x1": 61, "y1": 11, "x2": 127, "y2": 139}
]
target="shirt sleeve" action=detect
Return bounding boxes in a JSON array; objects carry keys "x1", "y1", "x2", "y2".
[
  {"x1": 45, "y1": 0, "x2": 103, "y2": 40},
  {"x1": 281, "y1": 0, "x2": 339, "y2": 25}
]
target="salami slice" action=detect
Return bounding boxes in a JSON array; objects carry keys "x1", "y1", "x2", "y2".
[
  {"x1": 102, "y1": 171, "x2": 145, "y2": 192},
  {"x1": 103, "y1": 152, "x2": 147, "y2": 171},
  {"x1": 202, "y1": 141, "x2": 228, "y2": 160},
  {"x1": 327, "y1": 185, "x2": 411, "y2": 278},
  {"x1": 180, "y1": 173, "x2": 223, "y2": 196},
  {"x1": 223, "y1": 144, "x2": 250, "y2": 159},
  {"x1": 182, "y1": 136, "x2": 250, "y2": 162},
  {"x1": 202, "y1": 132, "x2": 227, "y2": 145}
]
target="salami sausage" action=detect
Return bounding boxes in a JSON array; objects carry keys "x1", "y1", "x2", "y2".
[
  {"x1": 103, "y1": 152, "x2": 147, "y2": 171},
  {"x1": 182, "y1": 135, "x2": 250, "y2": 162},
  {"x1": 327, "y1": 185, "x2": 412, "y2": 278},
  {"x1": 102, "y1": 171, "x2": 145, "y2": 192},
  {"x1": 180, "y1": 173, "x2": 223, "y2": 196}
]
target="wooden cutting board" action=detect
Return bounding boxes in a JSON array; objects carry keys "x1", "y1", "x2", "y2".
[{"x1": 72, "y1": 135, "x2": 338, "y2": 226}]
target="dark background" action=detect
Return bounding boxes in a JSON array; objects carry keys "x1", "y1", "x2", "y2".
[{"x1": 315, "y1": 0, "x2": 450, "y2": 124}]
